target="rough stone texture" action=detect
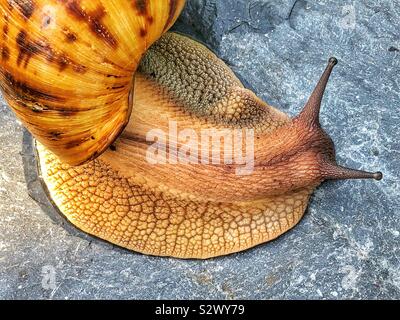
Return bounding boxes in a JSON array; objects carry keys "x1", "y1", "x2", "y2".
[{"x1": 0, "y1": 0, "x2": 399, "y2": 299}]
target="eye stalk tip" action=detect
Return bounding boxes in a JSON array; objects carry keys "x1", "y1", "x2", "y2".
[
  {"x1": 373, "y1": 171, "x2": 383, "y2": 181},
  {"x1": 329, "y1": 57, "x2": 338, "y2": 66}
]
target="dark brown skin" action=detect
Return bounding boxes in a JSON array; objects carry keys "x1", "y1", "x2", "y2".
[{"x1": 294, "y1": 57, "x2": 382, "y2": 181}]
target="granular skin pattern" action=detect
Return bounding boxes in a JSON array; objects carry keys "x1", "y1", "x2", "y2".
[{"x1": 38, "y1": 143, "x2": 312, "y2": 259}]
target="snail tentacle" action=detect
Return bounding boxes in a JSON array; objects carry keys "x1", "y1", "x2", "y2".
[
  {"x1": 297, "y1": 57, "x2": 338, "y2": 126},
  {"x1": 320, "y1": 162, "x2": 383, "y2": 181}
]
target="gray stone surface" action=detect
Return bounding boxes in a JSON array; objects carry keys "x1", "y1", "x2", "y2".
[{"x1": 0, "y1": 0, "x2": 399, "y2": 299}]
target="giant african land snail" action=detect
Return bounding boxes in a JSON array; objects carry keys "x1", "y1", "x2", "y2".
[{"x1": 0, "y1": 0, "x2": 382, "y2": 259}]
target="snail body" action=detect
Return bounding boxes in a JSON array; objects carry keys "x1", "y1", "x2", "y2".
[{"x1": 1, "y1": 1, "x2": 382, "y2": 259}]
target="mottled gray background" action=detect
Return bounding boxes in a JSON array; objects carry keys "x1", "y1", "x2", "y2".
[{"x1": 0, "y1": 0, "x2": 399, "y2": 299}]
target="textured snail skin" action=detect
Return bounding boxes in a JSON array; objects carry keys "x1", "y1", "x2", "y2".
[
  {"x1": 36, "y1": 33, "x2": 382, "y2": 259},
  {"x1": 0, "y1": 0, "x2": 185, "y2": 165}
]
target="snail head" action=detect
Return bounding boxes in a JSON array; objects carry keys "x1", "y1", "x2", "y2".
[{"x1": 294, "y1": 57, "x2": 382, "y2": 182}]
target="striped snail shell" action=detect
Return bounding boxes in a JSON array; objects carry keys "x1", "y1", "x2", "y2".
[{"x1": 0, "y1": 0, "x2": 185, "y2": 165}]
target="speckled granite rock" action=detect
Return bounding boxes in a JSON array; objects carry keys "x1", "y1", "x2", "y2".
[{"x1": 0, "y1": 0, "x2": 399, "y2": 299}]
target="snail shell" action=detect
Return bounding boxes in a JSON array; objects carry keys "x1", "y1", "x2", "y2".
[{"x1": 0, "y1": 0, "x2": 185, "y2": 165}]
